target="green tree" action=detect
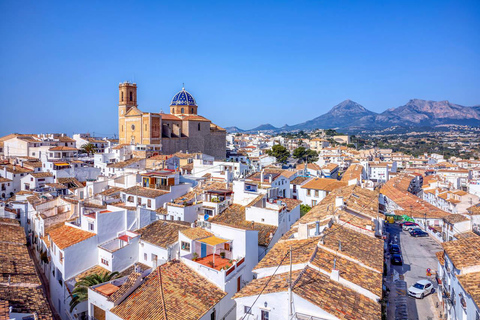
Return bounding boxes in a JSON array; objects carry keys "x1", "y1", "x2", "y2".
[
  {"x1": 293, "y1": 147, "x2": 307, "y2": 160},
  {"x1": 266, "y1": 144, "x2": 290, "y2": 164},
  {"x1": 305, "y1": 149, "x2": 319, "y2": 163},
  {"x1": 69, "y1": 271, "x2": 119, "y2": 312},
  {"x1": 80, "y1": 143, "x2": 96, "y2": 156},
  {"x1": 300, "y1": 204, "x2": 312, "y2": 217}
]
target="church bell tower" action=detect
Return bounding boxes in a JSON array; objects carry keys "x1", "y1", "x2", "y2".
[{"x1": 118, "y1": 82, "x2": 137, "y2": 144}]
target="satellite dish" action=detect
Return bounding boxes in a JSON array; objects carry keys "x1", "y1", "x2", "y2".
[{"x1": 204, "y1": 214, "x2": 210, "y2": 221}]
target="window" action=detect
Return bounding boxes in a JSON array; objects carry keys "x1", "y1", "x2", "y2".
[
  {"x1": 261, "y1": 310, "x2": 269, "y2": 320},
  {"x1": 145, "y1": 124, "x2": 147, "y2": 131},
  {"x1": 144, "y1": 253, "x2": 148, "y2": 261},
  {"x1": 181, "y1": 108, "x2": 184, "y2": 113},
  {"x1": 127, "y1": 196, "x2": 134, "y2": 202},
  {"x1": 224, "y1": 243, "x2": 231, "y2": 251},
  {"x1": 101, "y1": 258, "x2": 109, "y2": 266},
  {"x1": 210, "y1": 309, "x2": 216, "y2": 320},
  {"x1": 88, "y1": 222, "x2": 94, "y2": 231},
  {"x1": 121, "y1": 91, "x2": 124, "y2": 101},
  {"x1": 307, "y1": 189, "x2": 311, "y2": 196},
  {"x1": 191, "y1": 108, "x2": 194, "y2": 113},
  {"x1": 312, "y1": 200, "x2": 317, "y2": 206},
  {"x1": 181, "y1": 241, "x2": 190, "y2": 251},
  {"x1": 198, "y1": 123, "x2": 201, "y2": 131},
  {"x1": 151, "y1": 254, "x2": 158, "y2": 262},
  {"x1": 244, "y1": 306, "x2": 252, "y2": 314},
  {"x1": 147, "y1": 199, "x2": 151, "y2": 208},
  {"x1": 130, "y1": 91, "x2": 133, "y2": 101},
  {"x1": 315, "y1": 190, "x2": 319, "y2": 197}
]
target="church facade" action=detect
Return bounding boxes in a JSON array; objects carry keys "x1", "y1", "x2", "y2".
[{"x1": 118, "y1": 82, "x2": 226, "y2": 159}]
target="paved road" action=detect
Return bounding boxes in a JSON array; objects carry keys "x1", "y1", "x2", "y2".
[{"x1": 386, "y1": 223, "x2": 443, "y2": 320}]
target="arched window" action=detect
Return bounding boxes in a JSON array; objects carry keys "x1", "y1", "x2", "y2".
[
  {"x1": 121, "y1": 91, "x2": 124, "y2": 101},
  {"x1": 198, "y1": 123, "x2": 201, "y2": 131},
  {"x1": 130, "y1": 91, "x2": 133, "y2": 101},
  {"x1": 171, "y1": 108, "x2": 174, "y2": 113},
  {"x1": 191, "y1": 108, "x2": 194, "y2": 113},
  {"x1": 121, "y1": 125, "x2": 123, "y2": 132},
  {"x1": 181, "y1": 108, "x2": 184, "y2": 114}
]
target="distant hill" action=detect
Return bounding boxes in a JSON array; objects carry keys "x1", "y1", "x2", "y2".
[
  {"x1": 288, "y1": 99, "x2": 377, "y2": 130},
  {"x1": 227, "y1": 99, "x2": 480, "y2": 133}
]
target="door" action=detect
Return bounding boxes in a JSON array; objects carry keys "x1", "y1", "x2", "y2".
[{"x1": 201, "y1": 243, "x2": 207, "y2": 258}]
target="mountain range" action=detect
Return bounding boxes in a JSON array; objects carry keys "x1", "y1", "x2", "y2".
[{"x1": 225, "y1": 99, "x2": 480, "y2": 133}]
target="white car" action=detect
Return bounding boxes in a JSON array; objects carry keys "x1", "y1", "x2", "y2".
[{"x1": 408, "y1": 279, "x2": 434, "y2": 299}]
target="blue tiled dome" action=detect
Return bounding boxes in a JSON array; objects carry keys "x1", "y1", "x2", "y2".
[{"x1": 170, "y1": 88, "x2": 197, "y2": 106}]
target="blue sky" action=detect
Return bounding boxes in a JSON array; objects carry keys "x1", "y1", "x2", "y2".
[{"x1": 1, "y1": 0, "x2": 479, "y2": 135}]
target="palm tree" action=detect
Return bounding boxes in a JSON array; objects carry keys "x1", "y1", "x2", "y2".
[
  {"x1": 80, "y1": 143, "x2": 96, "y2": 156},
  {"x1": 69, "y1": 271, "x2": 119, "y2": 312}
]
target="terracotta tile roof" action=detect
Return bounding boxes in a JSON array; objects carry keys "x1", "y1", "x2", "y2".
[
  {"x1": 107, "y1": 157, "x2": 144, "y2": 169},
  {"x1": 137, "y1": 220, "x2": 191, "y2": 248},
  {"x1": 180, "y1": 227, "x2": 213, "y2": 240},
  {"x1": 107, "y1": 272, "x2": 142, "y2": 303},
  {"x1": 236, "y1": 267, "x2": 381, "y2": 320},
  {"x1": 110, "y1": 261, "x2": 226, "y2": 320},
  {"x1": 291, "y1": 176, "x2": 311, "y2": 185},
  {"x1": 436, "y1": 251, "x2": 445, "y2": 266},
  {"x1": 301, "y1": 178, "x2": 347, "y2": 192},
  {"x1": 0, "y1": 223, "x2": 26, "y2": 245},
  {"x1": 296, "y1": 163, "x2": 321, "y2": 171},
  {"x1": 467, "y1": 205, "x2": 480, "y2": 215},
  {"x1": 2, "y1": 164, "x2": 32, "y2": 174},
  {"x1": 254, "y1": 238, "x2": 317, "y2": 270},
  {"x1": 454, "y1": 231, "x2": 479, "y2": 239},
  {"x1": 320, "y1": 225, "x2": 384, "y2": 272},
  {"x1": 30, "y1": 172, "x2": 54, "y2": 178},
  {"x1": 381, "y1": 175, "x2": 449, "y2": 219},
  {"x1": 442, "y1": 237, "x2": 480, "y2": 269},
  {"x1": 209, "y1": 204, "x2": 278, "y2": 247},
  {"x1": 0, "y1": 177, "x2": 12, "y2": 183},
  {"x1": 123, "y1": 186, "x2": 168, "y2": 198},
  {"x1": 112, "y1": 144, "x2": 130, "y2": 150},
  {"x1": 0, "y1": 287, "x2": 52, "y2": 320},
  {"x1": 160, "y1": 114, "x2": 181, "y2": 121},
  {"x1": 48, "y1": 146, "x2": 78, "y2": 151},
  {"x1": 311, "y1": 247, "x2": 382, "y2": 297},
  {"x1": 456, "y1": 271, "x2": 480, "y2": 307},
  {"x1": 48, "y1": 225, "x2": 95, "y2": 250},
  {"x1": 444, "y1": 214, "x2": 469, "y2": 224},
  {"x1": 57, "y1": 177, "x2": 84, "y2": 189},
  {"x1": 73, "y1": 265, "x2": 110, "y2": 282},
  {"x1": 96, "y1": 186, "x2": 124, "y2": 196},
  {"x1": 181, "y1": 115, "x2": 211, "y2": 122},
  {"x1": 280, "y1": 170, "x2": 297, "y2": 179},
  {"x1": 45, "y1": 183, "x2": 67, "y2": 189},
  {"x1": 341, "y1": 164, "x2": 364, "y2": 182},
  {"x1": 277, "y1": 197, "x2": 302, "y2": 212}
]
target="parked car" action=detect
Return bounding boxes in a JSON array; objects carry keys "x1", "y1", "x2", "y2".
[
  {"x1": 400, "y1": 221, "x2": 416, "y2": 229},
  {"x1": 391, "y1": 254, "x2": 403, "y2": 265},
  {"x1": 408, "y1": 280, "x2": 434, "y2": 298},
  {"x1": 404, "y1": 224, "x2": 420, "y2": 231},
  {"x1": 410, "y1": 230, "x2": 429, "y2": 237},
  {"x1": 389, "y1": 244, "x2": 401, "y2": 254},
  {"x1": 409, "y1": 227, "x2": 422, "y2": 234}
]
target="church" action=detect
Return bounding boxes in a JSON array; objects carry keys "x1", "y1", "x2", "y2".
[{"x1": 118, "y1": 82, "x2": 226, "y2": 159}]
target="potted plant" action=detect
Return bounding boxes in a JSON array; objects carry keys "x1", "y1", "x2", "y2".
[
  {"x1": 192, "y1": 252, "x2": 198, "y2": 261},
  {"x1": 220, "y1": 252, "x2": 226, "y2": 259}
]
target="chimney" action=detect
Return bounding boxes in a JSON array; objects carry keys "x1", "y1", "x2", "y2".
[
  {"x1": 298, "y1": 223, "x2": 308, "y2": 239},
  {"x1": 335, "y1": 196, "x2": 344, "y2": 208},
  {"x1": 260, "y1": 170, "x2": 264, "y2": 183},
  {"x1": 330, "y1": 269, "x2": 340, "y2": 282}
]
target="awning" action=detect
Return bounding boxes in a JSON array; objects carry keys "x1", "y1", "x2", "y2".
[
  {"x1": 54, "y1": 163, "x2": 70, "y2": 166},
  {"x1": 199, "y1": 236, "x2": 229, "y2": 246}
]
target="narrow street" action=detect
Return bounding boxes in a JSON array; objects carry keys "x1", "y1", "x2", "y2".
[
  {"x1": 28, "y1": 246, "x2": 62, "y2": 320},
  {"x1": 386, "y1": 223, "x2": 443, "y2": 320}
]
